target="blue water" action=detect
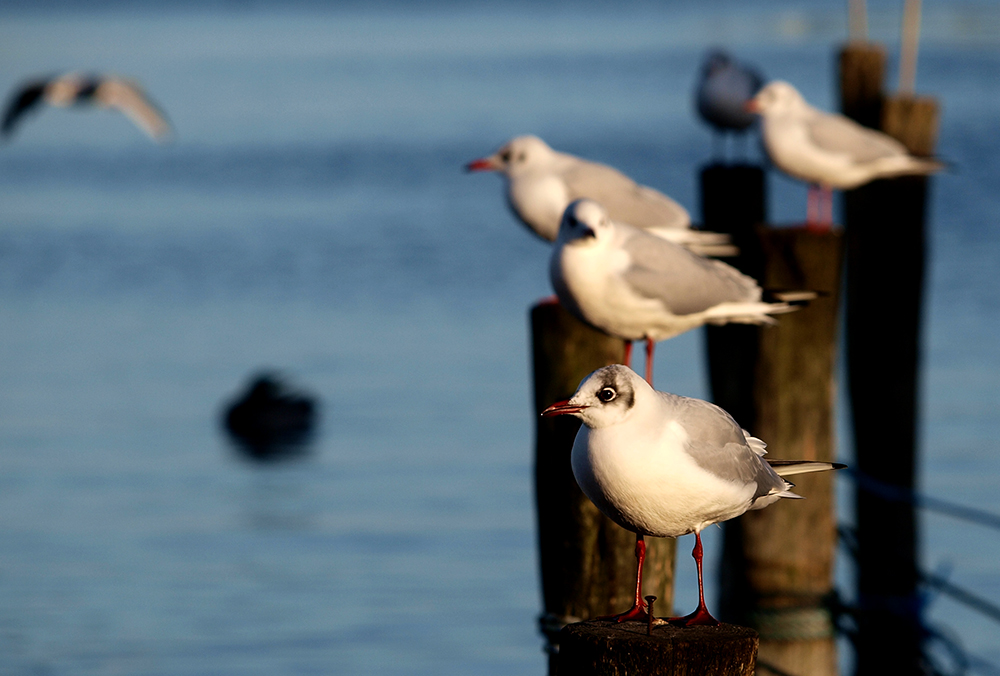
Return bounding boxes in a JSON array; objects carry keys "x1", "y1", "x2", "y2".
[{"x1": 0, "y1": 2, "x2": 998, "y2": 674}]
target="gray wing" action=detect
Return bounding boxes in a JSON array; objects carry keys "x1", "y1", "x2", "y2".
[
  {"x1": 620, "y1": 228, "x2": 759, "y2": 315},
  {"x1": 561, "y1": 159, "x2": 690, "y2": 230},
  {"x1": 806, "y1": 112, "x2": 908, "y2": 163},
  {"x1": 665, "y1": 394, "x2": 785, "y2": 500}
]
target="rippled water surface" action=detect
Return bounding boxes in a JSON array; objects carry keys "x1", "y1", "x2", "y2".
[{"x1": 0, "y1": 2, "x2": 998, "y2": 674}]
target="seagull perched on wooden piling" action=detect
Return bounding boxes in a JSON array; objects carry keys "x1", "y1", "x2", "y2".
[
  {"x1": 550, "y1": 199, "x2": 809, "y2": 386},
  {"x1": 465, "y1": 135, "x2": 734, "y2": 257},
  {"x1": 695, "y1": 49, "x2": 765, "y2": 160},
  {"x1": 1, "y1": 72, "x2": 173, "y2": 142},
  {"x1": 542, "y1": 364, "x2": 844, "y2": 626},
  {"x1": 747, "y1": 80, "x2": 942, "y2": 227}
]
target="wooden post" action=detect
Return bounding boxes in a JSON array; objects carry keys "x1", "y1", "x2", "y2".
[
  {"x1": 701, "y1": 165, "x2": 844, "y2": 676},
  {"x1": 558, "y1": 620, "x2": 758, "y2": 676},
  {"x1": 843, "y1": 95, "x2": 940, "y2": 676},
  {"x1": 715, "y1": 228, "x2": 844, "y2": 676},
  {"x1": 532, "y1": 302, "x2": 676, "y2": 673},
  {"x1": 838, "y1": 43, "x2": 886, "y2": 129}
]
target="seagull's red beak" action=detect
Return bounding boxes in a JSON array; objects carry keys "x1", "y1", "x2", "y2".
[
  {"x1": 743, "y1": 99, "x2": 761, "y2": 113},
  {"x1": 465, "y1": 157, "x2": 498, "y2": 172},
  {"x1": 541, "y1": 400, "x2": 589, "y2": 417}
]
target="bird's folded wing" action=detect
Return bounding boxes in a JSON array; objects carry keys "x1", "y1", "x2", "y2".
[
  {"x1": 765, "y1": 459, "x2": 846, "y2": 476},
  {"x1": 621, "y1": 230, "x2": 759, "y2": 315},
  {"x1": 562, "y1": 160, "x2": 690, "y2": 230},
  {"x1": 806, "y1": 113, "x2": 908, "y2": 163}
]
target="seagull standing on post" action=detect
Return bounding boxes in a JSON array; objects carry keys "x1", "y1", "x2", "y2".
[
  {"x1": 543, "y1": 365, "x2": 844, "y2": 626},
  {"x1": 747, "y1": 80, "x2": 942, "y2": 228},
  {"x1": 466, "y1": 135, "x2": 733, "y2": 257},
  {"x1": 550, "y1": 199, "x2": 806, "y2": 386},
  {"x1": 695, "y1": 49, "x2": 765, "y2": 161}
]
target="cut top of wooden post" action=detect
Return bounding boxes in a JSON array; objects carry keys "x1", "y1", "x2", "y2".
[
  {"x1": 559, "y1": 621, "x2": 758, "y2": 676},
  {"x1": 881, "y1": 95, "x2": 940, "y2": 157},
  {"x1": 838, "y1": 42, "x2": 886, "y2": 128}
]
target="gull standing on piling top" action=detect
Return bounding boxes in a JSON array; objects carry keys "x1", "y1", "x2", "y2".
[
  {"x1": 1, "y1": 72, "x2": 173, "y2": 142},
  {"x1": 550, "y1": 199, "x2": 807, "y2": 385},
  {"x1": 747, "y1": 80, "x2": 942, "y2": 226},
  {"x1": 466, "y1": 135, "x2": 734, "y2": 257},
  {"x1": 543, "y1": 364, "x2": 844, "y2": 626},
  {"x1": 695, "y1": 49, "x2": 765, "y2": 158}
]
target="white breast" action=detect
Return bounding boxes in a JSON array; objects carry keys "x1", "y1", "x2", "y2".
[{"x1": 571, "y1": 417, "x2": 757, "y2": 537}]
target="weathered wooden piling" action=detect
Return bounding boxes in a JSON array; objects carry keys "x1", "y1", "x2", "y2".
[
  {"x1": 558, "y1": 620, "x2": 758, "y2": 676},
  {"x1": 840, "y1": 60, "x2": 940, "y2": 672},
  {"x1": 701, "y1": 166, "x2": 844, "y2": 676},
  {"x1": 531, "y1": 301, "x2": 676, "y2": 673},
  {"x1": 839, "y1": 36, "x2": 940, "y2": 674}
]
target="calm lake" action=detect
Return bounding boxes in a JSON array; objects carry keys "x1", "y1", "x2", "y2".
[{"x1": 0, "y1": 2, "x2": 998, "y2": 674}]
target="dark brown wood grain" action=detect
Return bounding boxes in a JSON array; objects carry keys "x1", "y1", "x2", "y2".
[{"x1": 558, "y1": 620, "x2": 758, "y2": 676}]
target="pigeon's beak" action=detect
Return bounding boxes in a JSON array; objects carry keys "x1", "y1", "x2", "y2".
[
  {"x1": 541, "y1": 399, "x2": 589, "y2": 417},
  {"x1": 743, "y1": 99, "x2": 761, "y2": 114},
  {"x1": 465, "y1": 156, "x2": 498, "y2": 172}
]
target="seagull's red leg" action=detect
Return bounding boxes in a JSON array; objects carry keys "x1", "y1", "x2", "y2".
[
  {"x1": 536, "y1": 295, "x2": 560, "y2": 306},
  {"x1": 806, "y1": 185, "x2": 818, "y2": 226},
  {"x1": 669, "y1": 531, "x2": 720, "y2": 627},
  {"x1": 623, "y1": 340, "x2": 633, "y2": 368},
  {"x1": 644, "y1": 339, "x2": 655, "y2": 387},
  {"x1": 806, "y1": 185, "x2": 835, "y2": 233},
  {"x1": 598, "y1": 534, "x2": 649, "y2": 622}
]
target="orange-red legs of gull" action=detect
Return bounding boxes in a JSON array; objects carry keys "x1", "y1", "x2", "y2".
[
  {"x1": 669, "y1": 531, "x2": 720, "y2": 626},
  {"x1": 806, "y1": 185, "x2": 834, "y2": 233},
  {"x1": 599, "y1": 534, "x2": 651, "y2": 623},
  {"x1": 621, "y1": 340, "x2": 655, "y2": 387}
]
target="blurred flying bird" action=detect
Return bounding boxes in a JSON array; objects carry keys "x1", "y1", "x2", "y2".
[
  {"x1": 1, "y1": 72, "x2": 173, "y2": 142},
  {"x1": 695, "y1": 49, "x2": 765, "y2": 158},
  {"x1": 223, "y1": 373, "x2": 318, "y2": 461},
  {"x1": 747, "y1": 80, "x2": 942, "y2": 226},
  {"x1": 550, "y1": 200, "x2": 808, "y2": 385},
  {"x1": 542, "y1": 364, "x2": 844, "y2": 625},
  {"x1": 466, "y1": 135, "x2": 734, "y2": 257}
]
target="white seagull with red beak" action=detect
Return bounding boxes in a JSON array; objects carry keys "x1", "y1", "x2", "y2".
[
  {"x1": 466, "y1": 135, "x2": 734, "y2": 256},
  {"x1": 543, "y1": 364, "x2": 844, "y2": 626}
]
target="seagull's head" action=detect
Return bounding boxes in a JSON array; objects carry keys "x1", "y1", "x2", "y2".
[
  {"x1": 746, "y1": 80, "x2": 805, "y2": 115},
  {"x1": 465, "y1": 135, "x2": 552, "y2": 176},
  {"x1": 541, "y1": 364, "x2": 647, "y2": 429},
  {"x1": 557, "y1": 199, "x2": 613, "y2": 247}
]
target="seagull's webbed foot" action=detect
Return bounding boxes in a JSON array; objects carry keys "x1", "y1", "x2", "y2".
[
  {"x1": 598, "y1": 601, "x2": 649, "y2": 623},
  {"x1": 668, "y1": 604, "x2": 719, "y2": 627}
]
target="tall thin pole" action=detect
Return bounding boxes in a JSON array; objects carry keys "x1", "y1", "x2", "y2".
[
  {"x1": 898, "y1": 0, "x2": 923, "y2": 95},
  {"x1": 848, "y1": 0, "x2": 868, "y2": 42}
]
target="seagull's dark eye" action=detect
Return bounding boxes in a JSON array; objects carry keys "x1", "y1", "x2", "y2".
[
  {"x1": 598, "y1": 387, "x2": 617, "y2": 403},
  {"x1": 500, "y1": 150, "x2": 511, "y2": 163}
]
